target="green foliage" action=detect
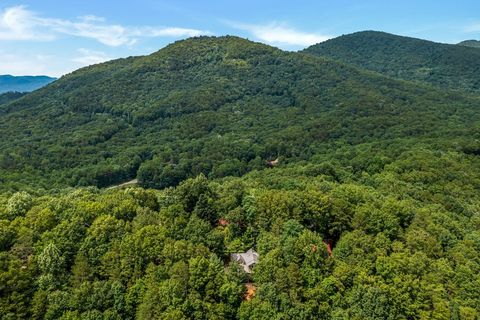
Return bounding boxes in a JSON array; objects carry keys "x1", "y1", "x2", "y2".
[
  {"x1": 4, "y1": 192, "x2": 33, "y2": 220},
  {"x1": 1, "y1": 34, "x2": 480, "y2": 318},
  {"x1": 457, "y1": 40, "x2": 480, "y2": 49},
  {"x1": 1, "y1": 36, "x2": 480, "y2": 192},
  {"x1": 1, "y1": 157, "x2": 479, "y2": 318},
  {"x1": 0, "y1": 91, "x2": 26, "y2": 105},
  {"x1": 304, "y1": 31, "x2": 480, "y2": 93}
]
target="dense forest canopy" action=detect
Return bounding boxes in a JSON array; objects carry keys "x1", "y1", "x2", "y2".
[
  {"x1": 304, "y1": 31, "x2": 480, "y2": 93},
  {"x1": 0, "y1": 91, "x2": 27, "y2": 106},
  {"x1": 1, "y1": 36, "x2": 479, "y2": 193},
  {"x1": 1, "y1": 33, "x2": 480, "y2": 319},
  {"x1": 458, "y1": 40, "x2": 480, "y2": 49},
  {"x1": 1, "y1": 152, "x2": 480, "y2": 319}
]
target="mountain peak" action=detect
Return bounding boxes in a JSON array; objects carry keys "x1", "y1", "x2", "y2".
[
  {"x1": 457, "y1": 39, "x2": 480, "y2": 48},
  {"x1": 152, "y1": 35, "x2": 277, "y2": 58},
  {"x1": 304, "y1": 31, "x2": 480, "y2": 92},
  {"x1": 4, "y1": 31, "x2": 475, "y2": 191}
]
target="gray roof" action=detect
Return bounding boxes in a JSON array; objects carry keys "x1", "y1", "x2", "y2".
[{"x1": 231, "y1": 249, "x2": 259, "y2": 273}]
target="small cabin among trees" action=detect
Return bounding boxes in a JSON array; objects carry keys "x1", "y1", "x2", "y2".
[
  {"x1": 266, "y1": 158, "x2": 279, "y2": 168},
  {"x1": 231, "y1": 249, "x2": 259, "y2": 273}
]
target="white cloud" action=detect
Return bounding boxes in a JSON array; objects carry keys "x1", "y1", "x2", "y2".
[
  {"x1": 0, "y1": 49, "x2": 90, "y2": 77},
  {"x1": 80, "y1": 15, "x2": 106, "y2": 23},
  {"x1": 464, "y1": 22, "x2": 480, "y2": 33},
  {"x1": 51, "y1": 19, "x2": 135, "y2": 46},
  {"x1": 133, "y1": 27, "x2": 206, "y2": 38},
  {"x1": 72, "y1": 48, "x2": 113, "y2": 66},
  {"x1": 0, "y1": 5, "x2": 210, "y2": 46},
  {"x1": 0, "y1": 51, "x2": 55, "y2": 75},
  {"x1": 228, "y1": 21, "x2": 332, "y2": 48},
  {"x1": 0, "y1": 5, "x2": 54, "y2": 41}
]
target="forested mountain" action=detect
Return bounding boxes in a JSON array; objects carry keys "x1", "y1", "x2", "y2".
[
  {"x1": 304, "y1": 31, "x2": 480, "y2": 92},
  {"x1": 0, "y1": 75, "x2": 56, "y2": 94},
  {"x1": 458, "y1": 40, "x2": 480, "y2": 48},
  {"x1": 1, "y1": 36, "x2": 479, "y2": 192},
  {"x1": 1, "y1": 35, "x2": 480, "y2": 319},
  {"x1": 0, "y1": 91, "x2": 27, "y2": 105}
]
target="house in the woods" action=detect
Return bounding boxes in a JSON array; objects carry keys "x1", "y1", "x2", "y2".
[
  {"x1": 231, "y1": 249, "x2": 259, "y2": 273},
  {"x1": 266, "y1": 158, "x2": 279, "y2": 168}
]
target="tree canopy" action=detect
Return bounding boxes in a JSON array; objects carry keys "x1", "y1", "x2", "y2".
[{"x1": 1, "y1": 34, "x2": 480, "y2": 319}]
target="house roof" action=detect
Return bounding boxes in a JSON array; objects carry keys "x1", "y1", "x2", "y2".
[
  {"x1": 242, "y1": 249, "x2": 259, "y2": 266},
  {"x1": 231, "y1": 249, "x2": 259, "y2": 273}
]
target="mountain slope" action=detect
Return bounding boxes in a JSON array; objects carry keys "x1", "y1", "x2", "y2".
[
  {"x1": 304, "y1": 31, "x2": 480, "y2": 92},
  {"x1": 0, "y1": 75, "x2": 56, "y2": 93},
  {"x1": 1, "y1": 35, "x2": 480, "y2": 320},
  {"x1": 0, "y1": 36, "x2": 479, "y2": 192},
  {"x1": 0, "y1": 91, "x2": 26, "y2": 105},
  {"x1": 458, "y1": 39, "x2": 480, "y2": 48}
]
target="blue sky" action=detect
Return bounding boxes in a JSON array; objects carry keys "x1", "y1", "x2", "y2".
[{"x1": 0, "y1": 0, "x2": 479, "y2": 76}]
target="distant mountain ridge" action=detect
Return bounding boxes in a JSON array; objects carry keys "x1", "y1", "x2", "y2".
[
  {"x1": 0, "y1": 74, "x2": 56, "y2": 93},
  {"x1": 304, "y1": 31, "x2": 480, "y2": 92},
  {"x1": 458, "y1": 39, "x2": 480, "y2": 48}
]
